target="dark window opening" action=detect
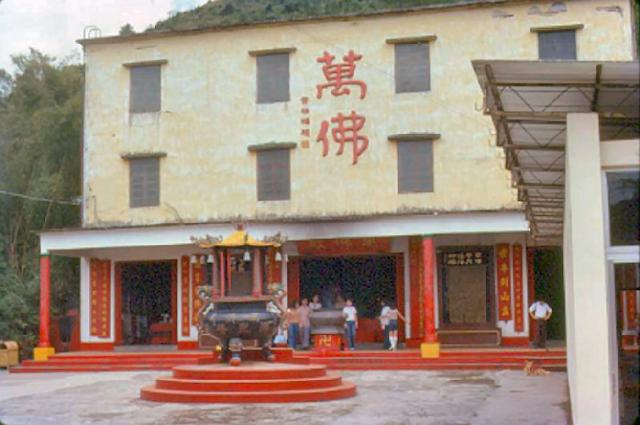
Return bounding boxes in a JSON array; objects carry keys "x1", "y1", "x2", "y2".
[
  {"x1": 607, "y1": 171, "x2": 640, "y2": 246},
  {"x1": 129, "y1": 157, "x2": 160, "y2": 207},
  {"x1": 257, "y1": 149, "x2": 290, "y2": 201},
  {"x1": 395, "y1": 42, "x2": 430, "y2": 93},
  {"x1": 129, "y1": 65, "x2": 161, "y2": 113},
  {"x1": 397, "y1": 140, "x2": 434, "y2": 193},
  {"x1": 257, "y1": 53, "x2": 290, "y2": 103},
  {"x1": 538, "y1": 30, "x2": 577, "y2": 60}
]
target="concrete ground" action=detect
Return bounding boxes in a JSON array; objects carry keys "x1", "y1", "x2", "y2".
[{"x1": 0, "y1": 369, "x2": 570, "y2": 425}]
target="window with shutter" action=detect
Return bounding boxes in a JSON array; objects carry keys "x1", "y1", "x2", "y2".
[
  {"x1": 394, "y1": 43, "x2": 430, "y2": 93},
  {"x1": 256, "y1": 53, "x2": 290, "y2": 103},
  {"x1": 538, "y1": 30, "x2": 577, "y2": 60},
  {"x1": 397, "y1": 140, "x2": 434, "y2": 193},
  {"x1": 130, "y1": 65, "x2": 161, "y2": 113},
  {"x1": 129, "y1": 157, "x2": 160, "y2": 207},
  {"x1": 257, "y1": 149, "x2": 291, "y2": 201}
]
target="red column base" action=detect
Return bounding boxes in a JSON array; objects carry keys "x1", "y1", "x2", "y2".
[{"x1": 33, "y1": 346, "x2": 55, "y2": 361}]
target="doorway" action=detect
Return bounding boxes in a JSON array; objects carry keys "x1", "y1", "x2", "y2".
[
  {"x1": 299, "y1": 255, "x2": 400, "y2": 343},
  {"x1": 438, "y1": 247, "x2": 495, "y2": 330},
  {"x1": 117, "y1": 261, "x2": 176, "y2": 345}
]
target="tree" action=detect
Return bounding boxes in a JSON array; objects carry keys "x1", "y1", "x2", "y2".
[
  {"x1": 119, "y1": 23, "x2": 135, "y2": 36},
  {"x1": 0, "y1": 49, "x2": 82, "y2": 358}
]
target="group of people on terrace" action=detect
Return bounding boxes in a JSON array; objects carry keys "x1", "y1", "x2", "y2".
[{"x1": 281, "y1": 294, "x2": 406, "y2": 351}]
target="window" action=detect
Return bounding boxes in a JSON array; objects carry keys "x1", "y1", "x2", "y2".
[
  {"x1": 256, "y1": 53, "x2": 290, "y2": 103},
  {"x1": 607, "y1": 171, "x2": 639, "y2": 246},
  {"x1": 397, "y1": 140, "x2": 433, "y2": 193},
  {"x1": 538, "y1": 30, "x2": 577, "y2": 60},
  {"x1": 129, "y1": 157, "x2": 160, "y2": 207},
  {"x1": 129, "y1": 65, "x2": 161, "y2": 113},
  {"x1": 394, "y1": 43, "x2": 430, "y2": 93},
  {"x1": 257, "y1": 149, "x2": 290, "y2": 201}
]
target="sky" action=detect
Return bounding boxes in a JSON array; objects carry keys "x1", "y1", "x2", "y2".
[{"x1": 0, "y1": 0, "x2": 207, "y2": 71}]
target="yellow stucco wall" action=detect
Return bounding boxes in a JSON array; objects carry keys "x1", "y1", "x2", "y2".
[{"x1": 82, "y1": 0, "x2": 635, "y2": 227}]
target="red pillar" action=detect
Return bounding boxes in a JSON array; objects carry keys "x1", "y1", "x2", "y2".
[
  {"x1": 420, "y1": 237, "x2": 440, "y2": 357},
  {"x1": 38, "y1": 255, "x2": 51, "y2": 348},
  {"x1": 422, "y1": 238, "x2": 437, "y2": 343},
  {"x1": 252, "y1": 248, "x2": 262, "y2": 297}
]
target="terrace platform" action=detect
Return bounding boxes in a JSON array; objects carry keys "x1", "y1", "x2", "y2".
[{"x1": 9, "y1": 346, "x2": 566, "y2": 373}]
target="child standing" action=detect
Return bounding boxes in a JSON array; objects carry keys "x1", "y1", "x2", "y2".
[
  {"x1": 386, "y1": 302, "x2": 406, "y2": 351},
  {"x1": 342, "y1": 299, "x2": 358, "y2": 351}
]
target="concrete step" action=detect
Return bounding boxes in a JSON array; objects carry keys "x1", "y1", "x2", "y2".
[
  {"x1": 140, "y1": 382, "x2": 357, "y2": 403},
  {"x1": 155, "y1": 374, "x2": 344, "y2": 392}
]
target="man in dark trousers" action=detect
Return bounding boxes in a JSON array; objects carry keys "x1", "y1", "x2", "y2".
[{"x1": 529, "y1": 299, "x2": 553, "y2": 349}]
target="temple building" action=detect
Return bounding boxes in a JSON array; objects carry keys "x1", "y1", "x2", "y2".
[{"x1": 33, "y1": 1, "x2": 638, "y2": 424}]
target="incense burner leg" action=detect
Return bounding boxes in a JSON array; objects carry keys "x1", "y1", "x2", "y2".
[
  {"x1": 261, "y1": 339, "x2": 276, "y2": 362},
  {"x1": 228, "y1": 337, "x2": 243, "y2": 366}
]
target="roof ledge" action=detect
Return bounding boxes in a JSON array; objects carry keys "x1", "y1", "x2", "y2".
[
  {"x1": 530, "y1": 24, "x2": 584, "y2": 33},
  {"x1": 247, "y1": 142, "x2": 297, "y2": 152},
  {"x1": 388, "y1": 133, "x2": 441, "y2": 142},
  {"x1": 385, "y1": 34, "x2": 437, "y2": 44},
  {"x1": 120, "y1": 151, "x2": 168, "y2": 160}
]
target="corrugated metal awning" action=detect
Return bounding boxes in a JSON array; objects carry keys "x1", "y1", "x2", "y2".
[{"x1": 473, "y1": 60, "x2": 640, "y2": 245}]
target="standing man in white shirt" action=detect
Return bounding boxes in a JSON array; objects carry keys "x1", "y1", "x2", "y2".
[
  {"x1": 342, "y1": 299, "x2": 358, "y2": 351},
  {"x1": 379, "y1": 300, "x2": 391, "y2": 350},
  {"x1": 528, "y1": 299, "x2": 553, "y2": 349}
]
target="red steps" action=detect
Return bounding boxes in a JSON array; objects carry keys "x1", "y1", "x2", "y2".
[
  {"x1": 294, "y1": 348, "x2": 566, "y2": 371},
  {"x1": 140, "y1": 363, "x2": 357, "y2": 403},
  {"x1": 10, "y1": 348, "x2": 566, "y2": 373}
]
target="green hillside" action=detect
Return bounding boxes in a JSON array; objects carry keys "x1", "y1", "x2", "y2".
[{"x1": 151, "y1": 0, "x2": 485, "y2": 32}]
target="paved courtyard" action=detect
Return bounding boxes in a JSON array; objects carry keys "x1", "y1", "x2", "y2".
[{"x1": 0, "y1": 369, "x2": 569, "y2": 425}]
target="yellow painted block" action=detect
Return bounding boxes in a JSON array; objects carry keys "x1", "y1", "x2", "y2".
[
  {"x1": 420, "y1": 342, "x2": 440, "y2": 358},
  {"x1": 33, "y1": 346, "x2": 55, "y2": 361}
]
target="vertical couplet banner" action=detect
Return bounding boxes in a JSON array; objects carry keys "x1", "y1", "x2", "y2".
[
  {"x1": 626, "y1": 291, "x2": 637, "y2": 332},
  {"x1": 512, "y1": 244, "x2": 524, "y2": 332},
  {"x1": 191, "y1": 258, "x2": 203, "y2": 325},
  {"x1": 181, "y1": 256, "x2": 190, "y2": 337},
  {"x1": 89, "y1": 259, "x2": 111, "y2": 338},
  {"x1": 496, "y1": 244, "x2": 512, "y2": 321}
]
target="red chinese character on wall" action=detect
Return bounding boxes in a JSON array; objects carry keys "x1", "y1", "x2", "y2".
[
  {"x1": 316, "y1": 50, "x2": 367, "y2": 99},
  {"x1": 316, "y1": 111, "x2": 369, "y2": 165}
]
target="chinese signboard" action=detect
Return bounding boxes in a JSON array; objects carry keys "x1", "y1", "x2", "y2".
[
  {"x1": 444, "y1": 250, "x2": 489, "y2": 266},
  {"x1": 513, "y1": 244, "x2": 524, "y2": 332},
  {"x1": 496, "y1": 244, "x2": 512, "y2": 321},
  {"x1": 314, "y1": 50, "x2": 370, "y2": 165}
]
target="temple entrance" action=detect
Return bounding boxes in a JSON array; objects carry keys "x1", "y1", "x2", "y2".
[
  {"x1": 118, "y1": 261, "x2": 176, "y2": 345},
  {"x1": 299, "y1": 255, "x2": 400, "y2": 343},
  {"x1": 437, "y1": 247, "x2": 498, "y2": 345}
]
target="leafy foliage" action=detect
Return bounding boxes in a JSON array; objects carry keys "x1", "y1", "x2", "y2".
[
  {"x1": 119, "y1": 23, "x2": 136, "y2": 36},
  {"x1": 152, "y1": 0, "x2": 471, "y2": 32},
  {"x1": 0, "y1": 50, "x2": 82, "y2": 358}
]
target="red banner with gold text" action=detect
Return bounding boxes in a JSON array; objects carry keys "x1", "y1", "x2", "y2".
[
  {"x1": 191, "y1": 259, "x2": 204, "y2": 325},
  {"x1": 90, "y1": 259, "x2": 111, "y2": 338},
  {"x1": 181, "y1": 256, "x2": 190, "y2": 337},
  {"x1": 496, "y1": 244, "x2": 512, "y2": 321},
  {"x1": 512, "y1": 244, "x2": 524, "y2": 332}
]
